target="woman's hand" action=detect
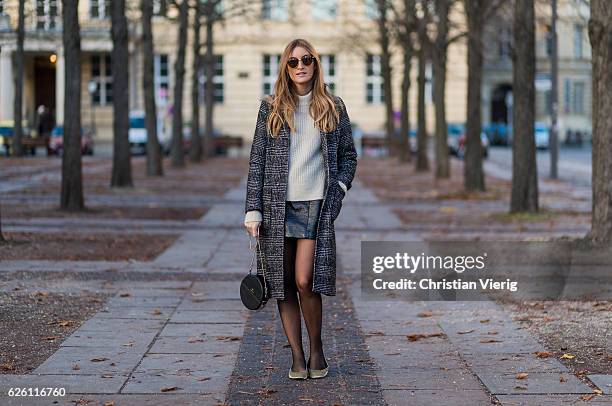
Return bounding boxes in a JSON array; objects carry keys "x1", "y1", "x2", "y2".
[{"x1": 245, "y1": 221, "x2": 261, "y2": 237}]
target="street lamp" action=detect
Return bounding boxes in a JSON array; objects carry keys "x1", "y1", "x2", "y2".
[{"x1": 87, "y1": 80, "x2": 97, "y2": 136}]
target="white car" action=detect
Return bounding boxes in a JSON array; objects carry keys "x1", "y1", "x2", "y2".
[{"x1": 128, "y1": 111, "x2": 170, "y2": 155}]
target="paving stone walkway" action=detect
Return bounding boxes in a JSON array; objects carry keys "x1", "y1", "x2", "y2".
[{"x1": 1, "y1": 169, "x2": 610, "y2": 405}]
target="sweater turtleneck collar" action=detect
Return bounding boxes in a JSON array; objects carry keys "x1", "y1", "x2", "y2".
[{"x1": 297, "y1": 89, "x2": 312, "y2": 106}]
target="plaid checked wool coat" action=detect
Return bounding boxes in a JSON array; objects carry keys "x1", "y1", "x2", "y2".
[{"x1": 244, "y1": 94, "x2": 358, "y2": 300}]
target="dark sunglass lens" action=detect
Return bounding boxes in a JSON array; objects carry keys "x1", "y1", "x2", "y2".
[
  {"x1": 288, "y1": 58, "x2": 298, "y2": 68},
  {"x1": 302, "y1": 56, "x2": 313, "y2": 66}
]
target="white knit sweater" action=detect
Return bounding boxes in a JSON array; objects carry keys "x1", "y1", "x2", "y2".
[{"x1": 245, "y1": 91, "x2": 347, "y2": 225}]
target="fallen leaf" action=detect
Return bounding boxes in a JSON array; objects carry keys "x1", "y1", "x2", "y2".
[
  {"x1": 580, "y1": 394, "x2": 595, "y2": 401},
  {"x1": 407, "y1": 332, "x2": 444, "y2": 342},
  {"x1": 417, "y1": 311, "x2": 433, "y2": 318},
  {"x1": 188, "y1": 336, "x2": 204, "y2": 343},
  {"x1": 103, "y1": 402, "x2": 114, "y2": 406},
  {"x1": 559, "y1": 375, "x2": 567, "y2": 382},
  {"x1": 119, "y1": 292, "x2": 131, "y2": 297},
  {"x1": 90, "y1": 357, "x2": 110, "y2": 362},
  {"x1": 100, "y1": 374, "x2": 114, "y2": 379},
  {"x1": 514, "y1": 385, "x2": 528, "y2": 390},
  {"x1": 487, "y1": 331, "x2": 499, "y2": 335},
  {"x1": 516, "y1": 373, "x2": 529, "y2": 380},
  {"x1": 160, "y1": 386, "x2": 181, "y2": 392},
  {"x1": 215, "y1": 336, "x2": 241, "y2": 341},
  {"x1": 480, "y1": 339, "x2": 502, "y2": 343},
  {"x1": 594, "y1": 389, "x2": 603, "y2": 395},
  {"x1": 457, "y1": 329, "x2": 475, "y2": 335},
  {"x1": 365, "y1": 331, "x2": 386, "y2": 336},
  {"x1": 196, "y1": 377, "x2": 211, "y2": 381},
  {"x1": 560, "y1": 353, "x2": 575, "y2": 359},
  {"x1": 480, "y1": 319, "x2": 490, "y2": 324},
  {"x1": 534, "y1": 351, "x2": 553, "y2": 358},
  {"x1": 41, "y1": 336, "x2": 60, "y2": 341},
  {"x1": 151, "y1": 309, "x2": 163, "y2": 315},
  {"x1": 72, "y1": 363, "x2": 80, "y2": 370}
]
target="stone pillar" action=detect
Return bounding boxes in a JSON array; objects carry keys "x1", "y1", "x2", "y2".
[{"x1": 0, "y1": 48, "x2": 14, "y2": 121}]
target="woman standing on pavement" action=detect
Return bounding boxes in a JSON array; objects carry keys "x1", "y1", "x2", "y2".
[{"x1": 243, "y1": 38, "x2": 358, "y2": 380}]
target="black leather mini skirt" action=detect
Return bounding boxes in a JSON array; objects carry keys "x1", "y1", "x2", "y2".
[{"x1": 284, "y1": 199, "x2": 323, "y2": 239}]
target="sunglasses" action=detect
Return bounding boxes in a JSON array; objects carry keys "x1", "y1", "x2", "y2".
[{"x1": 287, "y1": 55, "x2": 316, "y2": 69}]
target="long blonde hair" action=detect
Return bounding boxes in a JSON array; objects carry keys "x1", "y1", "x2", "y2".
[{"x1": 265, "y1": 38, "x2": 339, "y2": 138}]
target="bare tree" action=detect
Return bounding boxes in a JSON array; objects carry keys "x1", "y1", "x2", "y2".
[
  {"x1": 141, "y1": 0, "x2": 164, "y2": 176},
  {"x1": 110, "y1": 0, "x2": 133, "y2": 187},
  {"x1": 0, "y1": 203, "x2": 5, "y2": 243},
  {"x1": 170, "y1": 0, "x2": 189, "y2": 167},
  {"x1": 11, "y1": 0, "x2": 25, "y2": 157},
  {"x1": 190, "y1": 1, "x2": 203, "y2": 162},
  {"x1": 587, "y1": 0, "x2": 612, "y2": 243},
  {"x1": 510, "y1": 0, "x2": 538, "y2": 212},
  {"x1": 60, "y1": 0, "x2": 84, "y2": 210},
  {"x1": 429, "y1": 0, "x2": 455, "y2": 179},
  {"x1": 374, "y1": 0, "x2": 396, "y2": 156},
  {"x1": 464, "y1": 0, "x2": 504, "y2": 191},
  {"x1": 389, "y1": 0, "x2": 417, "y2": 163},
  {"x1": 415, "y1": 31, "x2": 429, "y2": 172}
]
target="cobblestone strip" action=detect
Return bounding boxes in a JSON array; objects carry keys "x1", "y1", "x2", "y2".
[{"x1": 225, "y1": 263, "x2": 386, "y2": 405}]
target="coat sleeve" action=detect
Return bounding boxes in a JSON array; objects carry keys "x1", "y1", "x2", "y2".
[
  {"x1": 336, "y1": 97, "x2": 358, "y2": 191},
  {"x1": 245, "y1": 100, "x2": 269, "y2": 215}
]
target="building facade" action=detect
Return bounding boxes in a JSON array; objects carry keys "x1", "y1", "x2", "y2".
[
  {"x1": 482, "y1": 0, "x2": 592, "y2": 143},
  {"x1": 0, "y1": 0, "x2": 590, "y2": 146}
]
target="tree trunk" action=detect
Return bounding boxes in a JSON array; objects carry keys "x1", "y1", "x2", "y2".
[
  {"x1": 110, "y1": 0, "x2": 133, "y2": 187},
  {"x1": 416, "y1": 46, "x2": 429, "y2": 172},
  {"x1": 432, "y1": 0, "x2": 450, "y2": 179},
  {"x1": 464, "y1": 0, "x2": 486, "y2": 190},
  {"x1": 141, "y1": 0, "x2": 163, "y2": 176},
  {"x1": 399, "y1": 41, "x2": 413, "y2": 163},
  {"x1": 510, "y1": 0, "x2": 538, "y2": 212},
  {"x1": 60, "y1": 0, "x2": 84, "y2": 210},
  {"x1": 11, "y1": 0, "x2": 25, "y2": 157},
  {"x1": 171, "y1": 0, "x2": 189, "y2": 167},
  {"x1": 375, "y1": 0, "x2": 395, "y2": 157},
  {"x1": 203, "y1": 16, "x2": 215, "y2": 158},
  {"x1": 0, "y1": 203, "x2": 5, "y2": 242},
  {"x1": 587, "y1": 0, "x2": 612, "y2": 243},
  {"x1": 190, "y1": 3, "x2": 203, "y2": 162}
]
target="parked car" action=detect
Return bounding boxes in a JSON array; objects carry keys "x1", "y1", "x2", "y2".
[
  {"x1": 447, "y1": 123, "x2": 489, "y2": 159},
  {"x1": 507, "y1": 123, "x2": 551, "y2": 149},
  {"x1": 534, "y1": 122, "x2": 550, "y2": 149},
  {"x1": 128, "y1": 111, "x2": 171, "y2": 155},
  {"x1": 393, "y1": 127, "x2": 418, "y2": 154},
  {"x1": 47, "y1": 125, "x2": 95, "y2": 156},
  {"x1": 483, "y1": 122, "x2": 510, "y2": 145},
  {"x1": 0, "y1": 120, "x2": 32, "y2": 156}
]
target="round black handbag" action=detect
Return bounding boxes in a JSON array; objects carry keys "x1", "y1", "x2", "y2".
[{"x1": 240, "y1": 235, "x2": 269, "y2": 310}]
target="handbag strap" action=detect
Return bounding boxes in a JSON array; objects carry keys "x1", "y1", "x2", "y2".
[{"x1": 248, "y1": 234, "x2": 268, "y2": 298}]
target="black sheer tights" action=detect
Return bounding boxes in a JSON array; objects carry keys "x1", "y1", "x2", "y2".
[{"x1": 276, "y1": 237, "x2": 328, "y2": 372}]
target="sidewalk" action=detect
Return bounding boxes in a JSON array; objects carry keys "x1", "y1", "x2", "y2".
[{"x1": 1, "y1": 159, "x2": 610, "y2": 405}]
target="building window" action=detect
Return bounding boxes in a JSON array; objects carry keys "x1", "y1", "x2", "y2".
[
  {"x1": 366, "y1": 54, "x2": 384, "y2": 104},
  {"x1": 154, "y1": 54, "x2": 170, "y2": 106},
  {"x1": 574, "y1": 24, "x2": 583, "y2": 59},
  {"x1": 90, "y1": 0, "x2": 110, "y2": 19},
  {"x1": 572, "y1": 81, "x2": 584, "y2": 115},
  {"x1": 263, "y1": 54, "x2": 281, "y2": 96},
  {"x1": 153, "y1": 0, "x2": 167, "y2": 16},
  {"x1": 563, "y1": 78, "x2": 571, "y2": 114},
  {"x1": 91, "y1": 54, "x2": 113, "y2": 106},
  {"x1": 262, "y1": 0, "x2": 288, "y2": 20},
  {"x1": 320, "y1": 54, "x2": 336, "y2": 94},
  {"x1": 36, "y1": 0, "x2": 59, "y2": 30},
  {"x1": 312, "y1": 0, "x2": 336, "y2": 20},
  {"x1": 0, "y1": 1, "x2": 4, "y2": 14},
  {"x1": 498, "y1": 26, "x2": 512, "y2": 60},
  {"x1": 201, "y1": 55, "x2": 224, "y2": 104}
]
